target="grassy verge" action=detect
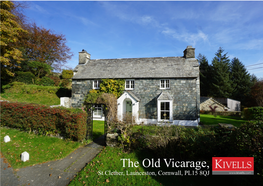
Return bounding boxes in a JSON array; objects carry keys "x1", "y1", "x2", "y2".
[
  {"x1": 0, "y1": 127, "x2": 82, "y2": 169},
  {"x1": 93, "y1": 120, "x2": 105, "y2": 140},
  {"x1": 200, "y1": 114, "x2": 247, "y2": 127}
]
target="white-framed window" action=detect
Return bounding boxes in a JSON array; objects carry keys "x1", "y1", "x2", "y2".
[
  {"x1": 157, "y1": 100, "x2": 173, "y2": 121},
  {"x1": 160, "y1": 80, "x2": 170, "y2": 89},
  {"x1": 93, "y1": 104, "x2": 103, "y2": 117},
  {"x1": 93, "y1": 80, "x2": 100, "y2": 89},
  {"x1": 125, "y1": 80, "x2": 135, "y2": 90}
]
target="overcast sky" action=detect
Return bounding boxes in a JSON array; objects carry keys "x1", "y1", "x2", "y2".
[{"x1": 21, "y1": 1, "x2": 263, "y2": 78}]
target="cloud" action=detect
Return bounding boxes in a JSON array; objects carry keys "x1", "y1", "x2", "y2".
[
  {"x1": 29, "y1": 3, "x2": 49, "y2": 14},
  {"x1": 162, "y1": 28, "x2": 208, "y2": 47}
]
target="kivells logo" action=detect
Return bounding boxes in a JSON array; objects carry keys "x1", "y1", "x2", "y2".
[{"x1": 212, "y1": 157, "x2": 254, "y2": 175}]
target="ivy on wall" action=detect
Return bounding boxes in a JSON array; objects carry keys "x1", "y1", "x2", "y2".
[
  {"x1": 85, "y1": 79, "x2": 125, "y2": 104},
  {"x1": 84, "y1": 79, "x2": 125, "y2": 125}
]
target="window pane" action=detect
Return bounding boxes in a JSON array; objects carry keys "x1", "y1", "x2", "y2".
[
  {"x1": 126, "y1": 81, "x2": 129, "y2": 88},
  {"x1": 161, "y1": 102, "x2": 164, "y2": 110},
  {"x1": 165, "y1": 102, "x2": 169, "y2": 110},
  {"x1": 166, "y1": 80, "x2": 169, "y2": 88},
  {"x1": 161, "y1": 80, "x2": 164, "y2": 88},
  {"x1": 131, "y1": 81, "x2": 134, "y2": 88},
  {"x1": 161, "y1": 111, "x2": 169, "y2": 119}
]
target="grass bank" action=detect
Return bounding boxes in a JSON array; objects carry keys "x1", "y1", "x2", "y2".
[
  {"x1": 200, "y1": 114, "x2": 248, "y2": 127},
  {"x1": 0, "y1": 127, "x2": 83, "y2": 169},
  {"x1": 1, "y1": 82, "x2": 71, "y2": 106}
]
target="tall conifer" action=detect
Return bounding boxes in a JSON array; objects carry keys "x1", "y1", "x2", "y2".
[
  {"x1": 230, "y1": 57, "x2": 251, "y2": 103},
  {"x1": 211, "y1": 47, "x2": 233, "y2": 98},
  {"x1": 198, "y1": 54, "x2": 211, "y2": 96}
]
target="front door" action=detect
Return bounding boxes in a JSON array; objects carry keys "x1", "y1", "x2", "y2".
[{"x1": 126, "y1": 100, "x2": 132, "y2": 114}]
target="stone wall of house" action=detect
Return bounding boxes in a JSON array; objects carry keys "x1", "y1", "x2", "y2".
[
  {"x1": 71, "y1": 79, "x2": 92, "y2": 108},
  {"x1": 200, "y1": 99, "x2": 225, "y2": 112},
  {"x1": 71, "y1": 78, "x2": 200, "y2": 120},
  {"x1": 132, "y1": 78, "x2": 199, "y2": 120}
]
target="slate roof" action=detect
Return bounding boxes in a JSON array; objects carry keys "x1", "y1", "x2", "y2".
[
  {"x1": 126, "y1": 91, "x2": 140, "y2": 102},
  {"x1": 200, "y1": 97, "x2": 229, "y2": 109},
  {"x1": 158, "y1": 92, "x2": 173, "y2": 100},
  {"x1": 73, "y1": 57, "x2": 199, "y2": 79}
]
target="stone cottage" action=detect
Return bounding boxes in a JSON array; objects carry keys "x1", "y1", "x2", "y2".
[{"x1": 71, "y1": 46, "x2": 200, "y2": 126}]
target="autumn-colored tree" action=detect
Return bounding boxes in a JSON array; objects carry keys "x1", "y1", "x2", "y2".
[
  {"x1": 17, "y1": 23, "x2": 73, "y2": 71},
  {"x1": 250, "y1": 80, "x2": 263, "y2": 106},
  {"x1": 0, "y1": 1, "x2": 27, "y2": 79}
]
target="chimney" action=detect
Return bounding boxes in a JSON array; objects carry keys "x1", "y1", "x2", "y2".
[
  {"x1": 183, "y1": 46, "x2": 195, "y2": 58},
  {"x1": 79, "y1": 49, "x2": 90, "y2": 64}
]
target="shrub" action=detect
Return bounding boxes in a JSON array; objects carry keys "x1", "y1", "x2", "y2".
[
  {"x1": 0, "y1": 102, "x2": 87, "y2": 141},
  {"x1": 48, "y1": 76, "x2": 60, "y2": 86},
  {"x1": 60, "y1": 79, "x2": 70, "y2": 88},
  {"x1": 62, "y1": 70, "x2": 73, "y2": 79},
  {"x1": 39, "y1": 76, "x2": 55, "y2": 86},
  {"x1": 15, "y1": 71, "x2": 35, "y2": 84},
  {"x1": 244, "y1": 107, "x2": 263, "y2": 120}
]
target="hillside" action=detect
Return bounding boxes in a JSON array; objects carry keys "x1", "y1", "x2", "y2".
[{"x1": 1, "y1": 82, "x2": 71, "y2": 106}]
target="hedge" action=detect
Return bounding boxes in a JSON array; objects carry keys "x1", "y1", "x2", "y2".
[
  {"x1": 0, "y1": 102, "x2": 87, "y2": 141},
  {"x1": 243, "y1": 107, "x2": 263, "y2": 120},
  {"x1": 62, "y1": 70, "x2": 73, "y2": 79},
  {"x1": 39, "y1": 76, "x2": 55, "y2": 86}
]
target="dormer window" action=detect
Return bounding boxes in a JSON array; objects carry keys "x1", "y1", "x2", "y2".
[
  {"x1": 160, "y1": 80, "x2": 170, "y2": 89},
  {"x1": 93, "y1": 80, "x2": 100, "y2": 89},
  {"x1": 125, "y1": 80, "x2": 134, "y2": 90}
]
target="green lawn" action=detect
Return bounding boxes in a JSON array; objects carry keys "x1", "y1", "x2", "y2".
[
  {"x1": 93, "y1": 120, "x2": 105, "y2": 139},
  {"x1": 0, "y1": 127, "x2": 83, "y2": 169},
  {"x1": 200, "y1": 114, "x2": 248, "y2": 127}
]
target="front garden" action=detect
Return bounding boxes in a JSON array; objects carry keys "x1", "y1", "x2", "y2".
[{"x1": 0, "y1": 127, "x2": 83, "y2": 169}]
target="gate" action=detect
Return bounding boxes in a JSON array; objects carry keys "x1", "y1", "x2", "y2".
[{"x1": 86, "y1": 104, "x2": 108, "y2": 141}]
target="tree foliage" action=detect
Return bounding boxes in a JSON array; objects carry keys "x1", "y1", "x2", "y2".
[
  {"x1": 0, "y1": 1, "x2": 27, "y2": 78},
  {"x1": 250, "y1": 80, "x2": 263, "y2": 107},
  {"x1": 230, "y1": 57, "x2": 252, "y2": 103},
  {"x1": 198, "y1": 54, "x2": 211, "y2": 96},
  {"x1": 17, "y1": 23, "x2": 73, "y2": 71},
  {"x1": 27, "y1": 61, "x2": 53, "y2": 78},
  {"x1": 211, "y1": 47, "x2": 233, "y2": 98}
]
